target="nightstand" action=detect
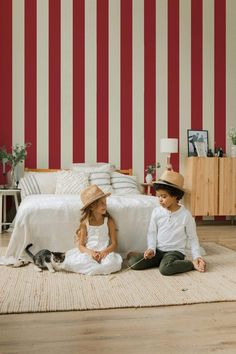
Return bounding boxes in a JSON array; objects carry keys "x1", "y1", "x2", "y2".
[
  {"x1": 141, "y1": 183, "x2": 153, "y2": 196},
  {"x1": 0, "y1": 189, "x2": 21, "y2": 233}
]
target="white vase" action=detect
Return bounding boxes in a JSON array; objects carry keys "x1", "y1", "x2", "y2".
[
  {"x1": 231, "y1": 145, "x2": 236, "y2": 157},
  {"x1": 7, "y1": 166, "x2": 17, "y2": 188},
  {"x1": 145, "y1": 174, "x2": 153, "y2": 184}
]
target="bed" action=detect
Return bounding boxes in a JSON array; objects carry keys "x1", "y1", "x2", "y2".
[{"x1": 1, "y1": 165, "x2": 158, "y2": 263}]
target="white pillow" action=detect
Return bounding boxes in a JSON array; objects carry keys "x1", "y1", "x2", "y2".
[
  {"x1": 111, "y1": 172, "x2": 141, "y2": 195},
  {"x1": 89, "y1": 171, "x2": 113, "y2": 194},
  {"x1": 71, "y1": 163, "x2": 111, "y2": 173},
  {"x1": 55, "y1": 170, "x2": 89, "y2": 195},
  {"x1": 19, "y1": 175, "x2": 41, "y2": 199},
  {"x1": 19, "y1": 171, "x2": 57, "y2": 199}
]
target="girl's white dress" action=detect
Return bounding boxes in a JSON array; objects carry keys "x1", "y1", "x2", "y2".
[{"x1": 63, "y1": 217, "x2": 122, "y2": 275}]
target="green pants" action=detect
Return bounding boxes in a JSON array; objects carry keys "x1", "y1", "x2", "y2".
[{"x1": 128, "y1": 249, "x2": 194, "y2": 276}]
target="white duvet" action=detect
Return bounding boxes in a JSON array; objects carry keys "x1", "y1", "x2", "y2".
[{"x1": 1, "y1": 194, "x2": 158, "y2": 263}]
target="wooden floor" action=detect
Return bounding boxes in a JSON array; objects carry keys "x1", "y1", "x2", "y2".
[{"x1": 1, "y1": 225, "x2": 236, "y2": 354}]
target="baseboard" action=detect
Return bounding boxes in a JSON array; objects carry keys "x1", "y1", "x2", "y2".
[{"x1": 196, "y1": 218, "x2": 235, "y2": 226}]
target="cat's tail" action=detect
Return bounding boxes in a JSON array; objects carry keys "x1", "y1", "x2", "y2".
[{"x1": 25, "y1": 243, "x2": 34, "y2": 259}]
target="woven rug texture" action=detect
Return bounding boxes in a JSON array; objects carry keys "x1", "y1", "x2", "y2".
[{"x1": 1, "y1": 242, "x2": 236, "y2": 314}]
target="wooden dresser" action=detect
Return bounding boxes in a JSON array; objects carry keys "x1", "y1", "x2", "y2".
[{"x1": 184, "y1": 157, "x2": 236, "y2": 216}]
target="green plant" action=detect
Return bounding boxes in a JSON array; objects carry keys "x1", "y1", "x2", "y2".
[
  {"x1": 145, "y1": 162, "x2": 161, "y2": 175},
  {"x1": 227, "y1": 127, "x2": 236, "y2": 145},
  {"x1": 0, "y1": 143, "x2": 31, "y2": 168}
]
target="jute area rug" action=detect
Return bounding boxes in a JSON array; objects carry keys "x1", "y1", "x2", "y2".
[{"x1": 1, "y1": 242, "x2": 236, "y2": 314}]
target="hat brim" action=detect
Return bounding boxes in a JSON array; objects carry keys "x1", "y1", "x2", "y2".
[
  {"x1": 80, "y1": 192, "x2": 111, "y2": 211},
  {"x1": 152, "y1": 180, "x2": 185, "y2": 192}
]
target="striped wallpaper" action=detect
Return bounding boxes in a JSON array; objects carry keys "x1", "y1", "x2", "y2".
[{"x1": 0, "y1": 0, "x2": 236, "y2": 183}]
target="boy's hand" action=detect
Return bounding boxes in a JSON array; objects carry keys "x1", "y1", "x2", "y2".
[
  {"x1": 144, "y1": 249, "x2": 155, "y2": 259},
  {"x1": 193, "y1": 257, "x2": 206, "y2": 272}
]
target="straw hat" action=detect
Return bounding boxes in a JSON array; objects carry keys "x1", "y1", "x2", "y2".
[
  {"x1": 80, "y1": 185, "x2": 111, "y2": 210},
  {"x1": 153, "y1": 170, "x2": 185, "y2": 192}
]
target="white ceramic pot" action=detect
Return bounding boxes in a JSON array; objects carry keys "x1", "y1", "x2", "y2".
[{"x1": 145, "y1": 173, "x2": 153, "y2": 184}]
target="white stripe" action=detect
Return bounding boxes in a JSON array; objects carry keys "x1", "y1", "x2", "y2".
[
  {"x1": 226, "y1": 0, "x2": 236, "y2": 155},
  {"x1": 85, "y1": 0, "x2": 96, "y2": 164},
  {"x1": 61, "y1": 0, "x2": 73, "y2": 169},
  {"x1": 156, "y1": 0, "x2": 168, "y2": 176},
  {"x1": 12, "y1": 0, "x2": 25, "y2": 180},
  {"x1": 12, "y1": 0, "x2": 24, "y2": 147},
  {"x1": 109, "y1": 0, "x2": 120, "y2": 170},
  {"x1": 37, "y1": 0, "x2": 48, "y2": 168},
  {"x1": 203, "y1": 0, "x2": 214, "y2": 155},
  {"x1": 179, "y1": 0, "x2": 191, "y2": 175},
  {"x1": 132, "y1": 0, "x2": 144, "y2": 181}
]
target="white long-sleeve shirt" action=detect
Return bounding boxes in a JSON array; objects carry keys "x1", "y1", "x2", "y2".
[{"x1": 147, "y1": 205, "x2": 201, "y2": 259}]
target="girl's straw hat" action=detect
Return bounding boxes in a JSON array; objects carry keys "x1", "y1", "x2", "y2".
[
  {"x1": 153, "y1": 170, "x2": 185, "y2": 192},
  {"x1": 80, "y1": 185, "x2": 111, "y2": 210}
]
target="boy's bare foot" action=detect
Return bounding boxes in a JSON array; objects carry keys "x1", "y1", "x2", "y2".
[{"x1": 193, "y1": 257, "x2": 206, "y2": 272}]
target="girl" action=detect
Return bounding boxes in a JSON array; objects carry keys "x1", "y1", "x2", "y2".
[{"x1": 63, "y1": 184, "x2": 122, "y2": 275}]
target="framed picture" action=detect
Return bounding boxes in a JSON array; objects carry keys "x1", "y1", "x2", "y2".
[{"x1": 187, "y1": 129, "x2": 208, "y2": 157}]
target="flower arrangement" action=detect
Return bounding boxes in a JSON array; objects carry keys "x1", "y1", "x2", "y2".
[
  {"x1": 0, "y1": 143, "x2": 31, "y2": 177},
  {"x1": 145, "y1": 162, "x2": 161, "y2": 175},
  {"x1": 227, "y1": 127, "x2": 236, "y2": 145}
]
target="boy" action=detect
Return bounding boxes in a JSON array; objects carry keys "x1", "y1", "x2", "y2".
[{"x1": 128, "y1": 170, "x2": 206, "y2": 275}]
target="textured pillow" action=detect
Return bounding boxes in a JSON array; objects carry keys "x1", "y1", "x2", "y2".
[
  {"x1": 55, "y1": 170, "x2": 89, "y2": 195},
  {"x1": 71, "y1": 163, "x2": 112, "y2": 173},
  {"x1": 89, "y1": 171, "x2": 113, "y2": 194},
  {"x1": 19, "y1": 174, "x2": 41, "y2": 199},
  {"x1": 111, "y1": 172, "x2": 141, "y2": 195},
  {"x1": 19, "y1": 171, "x2": 57, "y2": 199}
]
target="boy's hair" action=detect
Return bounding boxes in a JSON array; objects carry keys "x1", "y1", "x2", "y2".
[{"x1": 154, "y1": 183, "x2": 184, "y2": 201}]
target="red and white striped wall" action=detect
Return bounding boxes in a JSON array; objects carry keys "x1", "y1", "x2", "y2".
[{"x1": 1, "y1": 0, "x2": 236, "y2": 183}]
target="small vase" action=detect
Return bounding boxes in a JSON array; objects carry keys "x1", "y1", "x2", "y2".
[
  {"x1": 231, "y1": 145, "x2": 236, "y2": 158},
  {"x1": 7, "y1": 166, "x2": 17, "y2": 189},
  {"x1": 145, "y1": 174, "x2": 153, "y2": 184}
]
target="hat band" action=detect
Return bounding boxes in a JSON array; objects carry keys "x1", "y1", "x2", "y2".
[{"x1": 158, "y1": 178, "x2": 182, "y2": 189}]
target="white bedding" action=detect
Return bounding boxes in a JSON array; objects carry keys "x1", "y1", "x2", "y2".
[{"x1": 2, "y1": 194, "x2": 158, "y2": 263}]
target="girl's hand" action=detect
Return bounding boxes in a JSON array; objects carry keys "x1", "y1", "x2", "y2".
[
  {"x1": 193, "y1": 257, "x2": 206, "y2": 272},
  {"x1": 144, "y1": 249, "x2": 155, "y2": 259},
  {"x1": 91, "y1": 250, "x2": 100, "y2": 262},
  {"x1": 98, "y1": 249, "x2": 109, "y2": 261}
]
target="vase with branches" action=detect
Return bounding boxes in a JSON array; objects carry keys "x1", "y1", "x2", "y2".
[
  {"x1": 145, "y1": 162, "x2": 161, "y2": 183},
  {"x1": 0, "y1": 143, "x2": 31, "y2": 188}
]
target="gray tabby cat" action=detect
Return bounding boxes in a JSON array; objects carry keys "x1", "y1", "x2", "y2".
[{"x1": 25, "y1": 243, "x2": 65, "y2": 273}]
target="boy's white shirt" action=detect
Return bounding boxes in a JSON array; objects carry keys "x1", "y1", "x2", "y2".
[{"x1": 147, "y1": 204, "x2": 201, "y2": 259}]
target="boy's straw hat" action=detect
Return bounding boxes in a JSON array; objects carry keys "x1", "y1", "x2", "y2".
[
  {"x1": 80, "y1": 185, "x2": 111, "y2": 210},
  {"x1": 153, "y1": 170, "x2": 184, "y2": 192}
]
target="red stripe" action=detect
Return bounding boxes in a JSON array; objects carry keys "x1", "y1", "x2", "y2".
[
  {"x1": 97, "y1": 0, "x2": 109, "y2": 162},
  {"x1": 191, "y1": 0, "x2": 202, "y2": 130},
  {"x1": 0, "y1": 0, "x2": 12, "y2": 182},
  {"x1": 73, "y1": 0, "x2": 85, "y2": 163},
  {"x1": 168, "y1": 0, "x2": 179, "y2": 172},
  {"x1": 214, "y1": 0, "x2": 226, "y2": 152},
  {"x1": 0, "y1": 0, "x2": 12, "y2": 149},
  {"x1": 49, "y1": 0, "x2": 61, "y2": 169},
  {"x1": 25, "y1": 0, "x2": 37, "y2": 168},
  {"x1": 120, "y1": 0, "x2": 132, "y2": 170},
  {"x1": 144, "y1": 0, "x2": 156, "y2": 179}
]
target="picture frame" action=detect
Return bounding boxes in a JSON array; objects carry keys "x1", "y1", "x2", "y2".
[{"x1": 187, "y1": 129, "x2": 208, "y2": 157}]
